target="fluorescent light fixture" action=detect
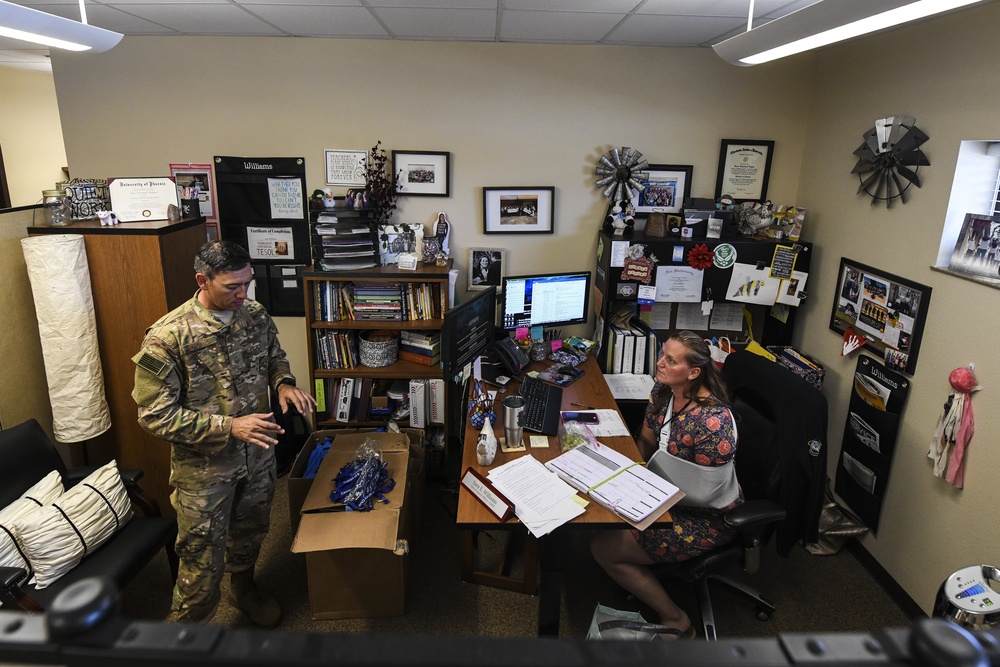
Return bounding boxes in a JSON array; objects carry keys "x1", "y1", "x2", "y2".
[
  {"x1": 714, "y1": 0, "x2": 987, "y2": 66},
  {"x1": 0, "y1": 0, "x2": 122, "y2": 52}
]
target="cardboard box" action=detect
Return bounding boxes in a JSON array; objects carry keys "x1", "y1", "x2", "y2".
[{"x1": 290, "y1": 431, "x2": 412, "y2": 620}]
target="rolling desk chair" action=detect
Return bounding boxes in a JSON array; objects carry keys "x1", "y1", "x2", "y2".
[{"x1": 650, "y1": 351, "x2": 828, "y2": 640}]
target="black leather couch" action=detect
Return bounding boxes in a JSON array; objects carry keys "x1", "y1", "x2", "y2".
[{"x1": 0, "y1": 419, "x2": 177, "y2": 611}]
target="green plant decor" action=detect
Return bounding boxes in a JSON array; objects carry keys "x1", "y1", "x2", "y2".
[{"x1": 365, "y1": 140, "x2": 400, "y2": 226}]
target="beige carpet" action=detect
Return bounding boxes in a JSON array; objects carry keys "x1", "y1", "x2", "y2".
[{"x1": 121, "y1": 474, "x2": 913, "y2": 638}]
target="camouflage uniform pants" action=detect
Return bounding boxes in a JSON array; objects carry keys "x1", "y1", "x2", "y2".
[{"x1": 169, "y1": 441, "x2": 276, "y2": 621}]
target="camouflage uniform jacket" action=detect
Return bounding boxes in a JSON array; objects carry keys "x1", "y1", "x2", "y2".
[{"x1": 132, "y1": 293, "x2": 295, "y2": 457}]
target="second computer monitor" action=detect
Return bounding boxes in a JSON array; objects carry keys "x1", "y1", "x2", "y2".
[{"x1": 501, "y1": 271, "x2": 591, "y2": 331}]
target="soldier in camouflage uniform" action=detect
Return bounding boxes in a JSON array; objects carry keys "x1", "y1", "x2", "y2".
[{"x1": 132, "y1": 241, "x2": 316, "y2": 627}]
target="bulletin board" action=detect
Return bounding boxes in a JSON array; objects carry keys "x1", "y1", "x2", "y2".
[{"x1": 828, "y1": 258, "x2": 931, "y2": 375}]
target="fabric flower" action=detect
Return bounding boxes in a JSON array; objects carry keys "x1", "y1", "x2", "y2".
[{"x1": 687, "y1": 243, "x2": 714, "y2": 270}]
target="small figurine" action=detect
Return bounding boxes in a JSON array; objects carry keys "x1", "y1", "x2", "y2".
[
  {"x1": 716, "y1": 194, "x2": 735, "y2": 211},
  {"x1": 322, "y1": 187, "x2": 336, "y2": 209},
  {"x1": 309, "y1": 189, "x2": 325, "y2": 210},
  {"x1": 604, "y1": 200, "x2": 635, "y2": 236},
  {"x1": 434, "y1": 211, "x2": 451, "y2": 254}
]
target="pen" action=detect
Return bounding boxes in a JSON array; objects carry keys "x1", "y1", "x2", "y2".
[{"x1": 571, "y1": 402, "x2": 596, "y2": 410}]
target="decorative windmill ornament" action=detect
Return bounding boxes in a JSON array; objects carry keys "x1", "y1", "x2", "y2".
[
  {"x1": 851, "y1": 115, "x2": 930, "y2": 208},
  {"x1": 594, "y1": 146, "x2": 650, "y2": 205}
]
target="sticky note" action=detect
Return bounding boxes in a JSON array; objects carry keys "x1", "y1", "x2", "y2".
[
  {"x1": 515, "y1": 327, "x2": 529, "y2": 341},
  {"x1": 530, "y1": 325, "x2": 544, "y2": 340},
  {"x1": 551, "y1": 339, "x2": 563, "y2": 350}
]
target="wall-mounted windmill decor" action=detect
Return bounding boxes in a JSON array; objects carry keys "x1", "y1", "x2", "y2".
[
  {"x1": 594, "y1": 147, "x2": 649, "y2": 205},
  {"x1": 851, "y1": 115, "x2": 929, "y2": 208}
]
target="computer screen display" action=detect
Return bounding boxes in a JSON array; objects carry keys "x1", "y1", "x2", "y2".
[
  {"x1": 440, "y1": 286, "x2": 497, "y2": 379},
  {"x1": 501, "y1": 271, "x2": 591, "y2": 331}
]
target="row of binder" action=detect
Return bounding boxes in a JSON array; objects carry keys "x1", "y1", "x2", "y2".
[
  {"x1": 314, "y1": 376, "x2": 444, "y2": 428},
  {"x1": 606, "y1": 319, "x2": 658, "y2": 376}
]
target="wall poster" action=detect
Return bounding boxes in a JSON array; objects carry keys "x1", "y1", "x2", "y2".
[{"x1": 829, "y1": 257, "x2": 931, "y2": 375}]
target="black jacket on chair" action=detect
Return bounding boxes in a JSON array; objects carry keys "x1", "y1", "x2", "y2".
[{"x1": 721, "y1": 351, "x2": 828, "y2": 556}]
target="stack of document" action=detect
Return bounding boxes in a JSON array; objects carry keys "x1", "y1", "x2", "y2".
[{"x1": 487, "y1": 455, "x2": 585, "y2": 537}]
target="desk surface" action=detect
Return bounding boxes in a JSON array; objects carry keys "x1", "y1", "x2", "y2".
[{"x1": 456, "y1": 354, "x2": 660, "y2": 528}]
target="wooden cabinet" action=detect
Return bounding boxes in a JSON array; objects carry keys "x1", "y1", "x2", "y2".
[
  {"x1": 302, "y1": 261, "x2": 452, "y2": 471},
  {"x1": 28, "y1": 217, "x2": 207, "y2": 516},
  {"x1": 595, "y1": 230, "x2": 813, "y2": 372}
]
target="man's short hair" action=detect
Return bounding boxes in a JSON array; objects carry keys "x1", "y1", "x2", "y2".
[{"x1": 194, "y1": 241, "x2": 251, "y2": 279}]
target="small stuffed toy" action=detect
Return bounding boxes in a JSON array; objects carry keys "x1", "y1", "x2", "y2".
[
  {"x1": 716, "y1": 194, "x2": 735, "y2": 211},
  {"x1": 928, "y1": 364, "x2": 980, "y2": 488},
  {"x1": 604, "y1": 200, "x2": 635, "y2": 236}
]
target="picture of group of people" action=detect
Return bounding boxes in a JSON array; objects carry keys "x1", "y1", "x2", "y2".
[
  {"x1": 344, "y1": 188, "x2": 369, "y2": 209},
  {"x1": 405, "y1": 164, "x2": 436, "y2": 184},
  {"x1": 499, "y1": 197, "x2": 538, "y2": 224},
  {"x1": 833, "y1": 262, "x2": 927, "y2": 374},
  {"x1": 948, "y1": 212, "x2": 1000, "y2": 281},
  {"x1": 637, "y1": 178, "x2": 677, "y2": 208}
]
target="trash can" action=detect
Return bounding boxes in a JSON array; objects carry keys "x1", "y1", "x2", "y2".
[{"x1": 933, "y1": 564, "x2": 1000, "y2": 629}]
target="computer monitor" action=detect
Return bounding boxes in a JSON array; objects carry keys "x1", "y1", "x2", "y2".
[
  {"x1": 440, "y1": 286, "x2": 497, "y2": 380},
  {"x1": 501, "y1": 271, "x2": 591, "y2": 331}
]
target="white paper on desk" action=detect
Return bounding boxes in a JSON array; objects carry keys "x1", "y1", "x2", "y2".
[
  {"x1": 655, "y1": 266, "x2": 703, "y2": 303},
  {"x1": 582, "y1": 410, "x2": 630, "y2": 437},
  {"x1": 675, "y1": 302, "x2": 710, "y2": 330},
  {"x1": 488, "y1": 455, "x2": 578, "y2": 517},
  {"x1": 604, "y1": 373, "x2": 655, "y2": 400}
]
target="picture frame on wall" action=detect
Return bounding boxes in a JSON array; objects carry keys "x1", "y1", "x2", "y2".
[
  {"x1": 169, "y1": 162, "x2": 217, "y2": 222},
  {"x1": 392, "y1": 151, "x2": 450, "y2": 197},
  {"x1": 483, "y1": 186, "x2": 554, "y2": 234},
  {"x1": 324, "y1": 149, "x2": 367, "y2": 187},
  {"x1": 468, "y1": 247, "x2": 506, "y2": 291},
  {"x1": 714, "y1": 139, "x2": 775, "y2": 203},
  {"x1": 829, "y1": 257, "x2": 932, "y2": 375},
  {"x1": 630, "y1": 164, "x2": 692, "y2": 215}
]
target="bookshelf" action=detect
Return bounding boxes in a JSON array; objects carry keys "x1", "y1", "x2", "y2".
[{"x1": 302, "y1": 260, "x2": 453, "y2": 472}]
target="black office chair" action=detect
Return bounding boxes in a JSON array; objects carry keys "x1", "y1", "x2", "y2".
[{"x1": 654, "y1": 351, "x2": 828, "y2": 640}]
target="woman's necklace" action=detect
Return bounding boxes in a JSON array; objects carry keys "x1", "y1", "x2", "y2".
[{"x1": 665, "y1": 397, "x2": 693, "y2": 425}]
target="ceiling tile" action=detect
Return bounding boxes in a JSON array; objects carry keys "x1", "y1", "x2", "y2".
[
  {"x1": 242, "y1": 5, "x2": 386, "y2": 37},
  {"x1": 372, "y1": 7, "x2": 496, "y2": 40},
  {"x1": 500, "y1": 10, "x2": 623, "y2": 43},
  {"x1": 364, "y1": 0, "x2": 495, "y2": 7},
  {"x1": 607, "y1": 13, "x2": 746, "y2": 46},
  {"x1": 108, "y1": 3, "x2": 283, "y2": 34},
  {"x1": 504, "y1": 0, "x2": 640, "y2": 11}
]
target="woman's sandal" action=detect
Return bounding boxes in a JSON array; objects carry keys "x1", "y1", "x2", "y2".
[{"x1": 656, "y1": 625, "x2": 697, "y2": 640}]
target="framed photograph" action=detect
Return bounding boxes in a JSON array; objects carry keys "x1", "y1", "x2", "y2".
[
  {"x1": 630, "y1": 164, "x2": 692, "y2": 215},
  {"x1": 169, "y1": 163, "x2": 217, "y2": 221},
  {"x1": 392, "y1": 151, "x2": 450, "y2": 197},
  {"x1": 715, "y1": 139, "x2": 775, "y2": 203},
  {"x1": 468, "y1": 247, "x2": 506, "y2": 291},
  {"x1": 946, "y1": 212, "x2": 1000, "y2": 287},
  {"x1": 483, "y1": 187, "x2": 554, "y2": 234},
  {"x1": 324, "y1": 149, "x2": 367, "y2": 187},
  {"x1": 829, "y1": 257, "x2": 932, "y2": 375}
]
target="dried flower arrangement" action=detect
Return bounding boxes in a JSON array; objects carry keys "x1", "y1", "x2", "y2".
[{"x1": 365, "y1": 140, "x2": 400, "y2": 226}]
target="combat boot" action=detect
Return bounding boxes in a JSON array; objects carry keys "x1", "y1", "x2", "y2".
[{"x1": 227, "y1": 569, "x2": 281, "y2": 628}]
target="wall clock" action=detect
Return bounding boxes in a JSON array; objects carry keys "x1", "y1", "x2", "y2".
[{"x1": 851, "y1": 115, "x2": 929, "y2": 208}]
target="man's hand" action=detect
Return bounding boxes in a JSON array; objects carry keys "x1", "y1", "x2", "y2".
[
  {"x1": 231, "y1": 413, "x2": 283, "y2": 449},
  {"x1": 277, "y1": 383, "x2": 318, "y2": 416}
]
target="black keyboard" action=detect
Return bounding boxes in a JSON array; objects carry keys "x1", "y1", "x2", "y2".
[{"x1": 519, "y1": 376, "x2": 563, "y2": 435}]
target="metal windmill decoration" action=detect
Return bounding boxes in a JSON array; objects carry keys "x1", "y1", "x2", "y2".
[
  {"x1": 851, "y1": 115, "x2": 930, "y2": 208},
  {"x1": 594, "y1": 147, "x2": 650, "y2": 204}
]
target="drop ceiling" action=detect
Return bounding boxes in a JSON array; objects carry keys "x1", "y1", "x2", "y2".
[{"x1": 1, "y1": 0, "x2": 825, "y2": 71}]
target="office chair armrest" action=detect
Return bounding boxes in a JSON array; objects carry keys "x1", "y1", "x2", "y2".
[
  {"x1": 725, "y1": 499, "x2": 786, "y2": 534},
  {"x1": 0, "y1": 566, "x2": 28, "y2": 590}
]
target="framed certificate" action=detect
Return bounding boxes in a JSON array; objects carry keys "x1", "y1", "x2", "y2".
[
  {"x1": 714, "y1": 139, "x2": 774, "y2": 204},
  {"x1": 108, "y1": 177, "x2": 178, "y2": 222}
]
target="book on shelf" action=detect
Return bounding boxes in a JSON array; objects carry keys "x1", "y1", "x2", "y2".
[
  {"x1": 545, "y1": 442, "x2": 685, "y2": 531},
  {"x1": 409, "y1": 378, "x2": 427, "y2": 428},
  {"x1": 428, "y1": 378, "x2": 445, "y2": 425},
  {"x1": 335, "y1": 377, "x2": 355, "y2": 423},
  {"x1": 398, "y1": 349, "x2": 441, "y2": 366}
]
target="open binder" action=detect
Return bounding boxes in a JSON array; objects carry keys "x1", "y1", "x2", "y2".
[{"x1": 545, "y1": 442, "x2": 684, "y2": 530}]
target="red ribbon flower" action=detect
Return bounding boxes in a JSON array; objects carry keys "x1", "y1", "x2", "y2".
[{"x1": 687, "y1": 243, "x2": 714, "y2": 270}]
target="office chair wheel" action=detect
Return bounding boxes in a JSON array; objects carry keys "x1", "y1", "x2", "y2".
[{"x1": 755, "y1": 608, "x2": 772, "y2": 622}]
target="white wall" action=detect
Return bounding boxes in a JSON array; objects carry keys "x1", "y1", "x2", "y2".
[
  {"x1": 795, "y1": 1, "x2": 1000, "y2": 612},
  {"x1": 0, "y1": 67, "x2": 67, "y2": 207}
]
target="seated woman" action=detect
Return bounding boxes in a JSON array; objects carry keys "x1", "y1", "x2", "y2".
[{"x1": 591, "y1": 331, "x2": 744, "y2": 639}]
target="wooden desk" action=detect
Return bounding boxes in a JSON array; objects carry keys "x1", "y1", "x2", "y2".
[{"x1": 456, "y1": 354, "x2": 662, "y2": 636}]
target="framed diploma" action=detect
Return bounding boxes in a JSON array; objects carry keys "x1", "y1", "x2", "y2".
[
  {"x1": 108, "y1": 177, "x2": 178, "y2": 222},
  {"x1": 714, "y1": 139, "x2": 775, "y2": 204}
]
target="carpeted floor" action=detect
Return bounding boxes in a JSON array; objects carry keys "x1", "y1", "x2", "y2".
[{"x1": 120, "y1": 473, "x2": 914, "y2": 639}]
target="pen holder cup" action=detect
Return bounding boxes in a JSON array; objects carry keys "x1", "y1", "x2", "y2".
[
  {"x1": 467, "y1": 391, "x2": 495, "y2": 431},
  {"x1": 501, "y1": 395, "x2": 526, "y2": 448}
]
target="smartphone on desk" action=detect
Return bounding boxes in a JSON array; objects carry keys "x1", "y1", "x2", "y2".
[{"x1": 561, "y1": 411, "x2": 600, "y2": 424}]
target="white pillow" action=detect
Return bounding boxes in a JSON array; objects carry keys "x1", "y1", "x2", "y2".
[
  {"x1": 0, "y1": 470, "x2": 64, "y2": 576},
  {"x1": 13, "y1": 461, "x2": 133, "y2": 589}
]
